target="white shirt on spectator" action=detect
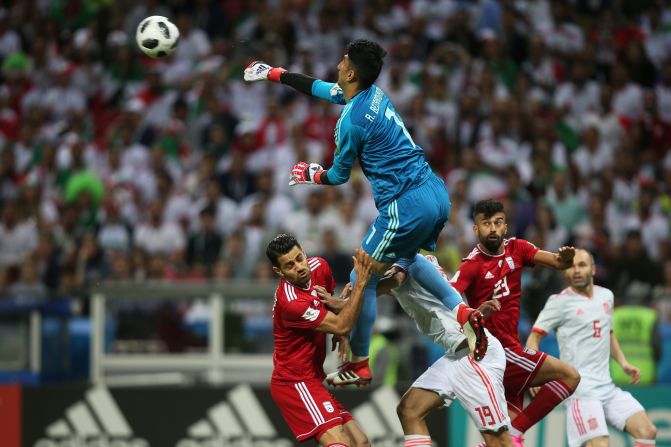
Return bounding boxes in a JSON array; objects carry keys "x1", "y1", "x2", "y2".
[
  {"x1": 656, "y1": 83, "x2": 671, "y2": 122},
  {"x1": 190, "y1": 197, "x2": 240, "y2": 237},
  {"x1": 554, "y1": 81, "x2": 600, "y2": 130},
  {"x1": 623, "y1": 213, "x2": 670, "y2": 260},
  {"x1": 540, "y1": 22, "x2": 585, "y2": 54},
  {"x1": 0, "y1": 28, "x2": 20, "y2": 57},
  {"x1": 282, "y1": 210, "x2": 328, "y2": 256},
  {"x1": 571, "y1": 143, "x2": 614, "y2": 178},
  {"x1": 98, "y1": 222, "x2": 130, "y2": 254},
  {"x1": 612, "y1": 83, "x2": 643, "y2": 119},
  {"x1": 134, "y1": 221, "x2": 185, "y2": 255},
  {"x1": 239, "y1": 191, "x2": 294, "y2": 231},
  {"x1": 0, "y1": 219, "x2": 38, "y2": 267},
  {"x1": 42, "y1": 86, "x2": 86, "y2": 120},
  {"x1": 174, "y1": 29, "x2": 211, "y2": 64}
]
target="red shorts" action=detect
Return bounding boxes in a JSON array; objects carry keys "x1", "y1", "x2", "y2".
[
  {"x1": 502, "y1": 344, "x2": 547, "y2": 413},
  {"x1": 270, "y1": 379, "x2": 353, "y2": 442}
]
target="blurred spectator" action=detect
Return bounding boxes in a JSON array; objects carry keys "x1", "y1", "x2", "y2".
[
  {"x1": 134, "y1": 200, "x2": 185, "y2": 257},
  {"x1": 8, "y1": 255, "x2": 47, "y2": 303},
  {"x1": 282, "y1": 189, "x2": 328, "y2": 256},
  {"x1": 186, "y1": 205, "x2": 223, "y2": 276},
  {"x1": 607, "y1": 230, "x2": 663, "y2": 305},
  {"x1": 218, "y1": 150, "x2": 257, "y2": 203},
  {"x1": 75, "y1": 232, "x2": 109, "y2": 287},
  {"x1": 653, "y1": 260, "x2": 671, "y2": 324},
  {"x1": 98, "y1": 202, "x2": 132, "y2": 256},
  {"x1": 315, "y1": 228, "x2": 351, "y2": 284},
  {"x1": 623, "y1": 185, "x2": 670, "y2": 261},
  {"x1": 545, "y1": 171, "x2": 585, "y2": 231},
  {"x1": 0, "y1": 200, "x2": 37, "y2": 270}
]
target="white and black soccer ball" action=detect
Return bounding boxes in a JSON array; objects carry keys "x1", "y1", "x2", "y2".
[{"x1": 135, "y1": 16, "x2": 180, "y2": 58}]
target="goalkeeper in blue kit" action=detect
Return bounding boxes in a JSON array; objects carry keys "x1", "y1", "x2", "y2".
[{"x1": 245, "y1": 39, "x2": 486, "y2": 385}]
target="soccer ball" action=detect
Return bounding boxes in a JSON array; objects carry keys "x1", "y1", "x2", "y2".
[{"x1": 135, "y1": 16, "x2": 180, "y2": 58}]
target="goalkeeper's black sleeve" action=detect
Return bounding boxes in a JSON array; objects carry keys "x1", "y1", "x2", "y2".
[{"x1": 280, "y1": 72, "x2": 317, "y2": 96}]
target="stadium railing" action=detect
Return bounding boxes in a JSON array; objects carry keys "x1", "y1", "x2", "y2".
[{"x1": 90, "y1": 280, "x2": 277, "y2": 385}]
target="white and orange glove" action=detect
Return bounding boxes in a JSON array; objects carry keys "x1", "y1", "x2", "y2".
[
  {"x1": 289, "y1": 161, "x2": 325, "y2": 185},
  {"x1": 244, "y1": 61, "x2": 286, "y2": 83}
]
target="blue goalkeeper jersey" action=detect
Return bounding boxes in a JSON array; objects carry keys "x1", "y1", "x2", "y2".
[{"x1": 311, "y1": 80, "x2": 432, "y2": 209}]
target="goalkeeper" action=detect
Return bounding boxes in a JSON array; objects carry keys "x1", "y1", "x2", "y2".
[{"x1": 245, "y1": 39, "x2": 486, "y2": 385}]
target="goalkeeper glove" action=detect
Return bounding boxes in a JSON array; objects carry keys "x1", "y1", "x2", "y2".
[
  {"x1": 244, "y1": 61, "x2": 286, "y2": 83},
  {"x1": 289, "y1": 161, "x2": 325, "y2": 185}
]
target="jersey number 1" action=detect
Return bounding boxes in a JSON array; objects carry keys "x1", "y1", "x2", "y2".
[{"x1": 385, "y1": 107, "x2": 416, "y2": 148}]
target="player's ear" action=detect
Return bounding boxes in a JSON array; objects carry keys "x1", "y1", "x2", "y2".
[{"x1": 272, "y1": 266, "x2": 283, "y2": 278}]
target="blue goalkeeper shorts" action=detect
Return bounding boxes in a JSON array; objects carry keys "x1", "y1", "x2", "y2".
[{"x1": 361, "y1": 174, "x2": 451, "y2": 262}]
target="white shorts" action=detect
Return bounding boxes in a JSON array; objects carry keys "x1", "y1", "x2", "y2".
[
  {"x1": 411, "y1": 331, "x2": 509, "y2": 433},
  {"x1": 566, "y1": 388, "x2": 645, "y2": 447}
]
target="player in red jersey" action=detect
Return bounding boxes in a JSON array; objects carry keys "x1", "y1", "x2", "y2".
[
  {"x1": 449, "y1": 199, "x2": 581, "y2": 447},
  {"x1": 267, "y1": 233, "x2": 373, "y2": 447}
]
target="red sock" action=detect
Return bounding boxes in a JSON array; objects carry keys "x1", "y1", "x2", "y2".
[{"x1": 512, "y1": 380, "x2": 573, "y2": 433}]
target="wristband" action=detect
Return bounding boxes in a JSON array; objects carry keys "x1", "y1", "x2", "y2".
[{"x1": 268, "y1": 67, "x2": 287, "y2": 83}]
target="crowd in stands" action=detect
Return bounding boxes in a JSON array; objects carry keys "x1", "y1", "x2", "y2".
[{"x1": 0, "y1": 0, "x2": 670, "y2": 328}]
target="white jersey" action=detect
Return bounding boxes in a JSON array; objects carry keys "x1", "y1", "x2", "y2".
[
  {"x1": 390, "y1": 275, "x2": 468, "y2": 358},
  {"x1": 532, "y1": 285, "x2": 616, "y2": 399}
]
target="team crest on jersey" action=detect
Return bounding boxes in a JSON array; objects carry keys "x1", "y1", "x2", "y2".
[
  {"x1": 603, "y1": 302, "x2": 611, "y2": 315},
  {"x1": 302, "y1": 308, "x2": 321, "y2": 322},
  {"x1": 588, "y1": 416, "x2": 598, "y2": 430},
  {"x1": 323, "y1": 401, "x2": 334, "y2": 413},
  {"x1": 505, "y1": 257, "x2": 515, "y2": 270},
  {"x1": 523, "y1": 347, "x2": 537, "y2": 355},
  {"x1": 576, "y1": 308, "x2": 585, "y2": 316}
]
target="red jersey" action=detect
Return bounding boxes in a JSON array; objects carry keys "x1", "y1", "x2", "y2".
[
  {"x1": 271, "y1": 257, "x2": 336, "y2": 383},
  {"x1": 450, "y1": 238, "x2": 540, "y2": 348}
]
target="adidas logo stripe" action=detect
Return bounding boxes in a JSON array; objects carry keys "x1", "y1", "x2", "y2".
[
  {"x1": 351, "y1": 387, "x2": 405, "y2": 441},
  {"x1": 184, "y1": 384, "x2": 288, "y2": 443},
  {"x1": 46, "y1": 386, "x2": 132, "y2": 438}
]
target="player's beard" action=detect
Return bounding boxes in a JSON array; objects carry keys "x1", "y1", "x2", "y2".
[{"x1": 481, "y1": 233, "x2": 503, "y2": 253}]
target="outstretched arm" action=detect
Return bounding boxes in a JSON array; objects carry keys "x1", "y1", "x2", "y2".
[
  {"x1": 244, "y1": 61, "x2": 346, "y2": 104},
  {"x1": 533, "y1": 246, "x2": 575, "y2": 270}
]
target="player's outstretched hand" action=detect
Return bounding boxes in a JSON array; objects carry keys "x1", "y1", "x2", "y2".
[
  {"x1": 315, "y1": 285, "x2": 347, "y2": 313},
  {"x1": 331, "y1": 334, "x2": 351, "y2": 361},
  {"x1": 243, "y1": 61, "x2": 286, "y2": 82},
  {"x1": 339, "y1": 282, "x2": 352, "y2": 301},
  {"x1": 289, "y1": 161, "x2": 324, "y2": 185},
  {"x1": 478, "y1": 299, "x2": 501, "y2": 318},
  {"x1": 622, "y1": 362, "x2": 641, "y2": 384},
  {"x1": 353, "y1": 248, "x2": 374, "y2": 282},
  {"x1": 557, "y1": 246, "x2": 575, "y2": 265}
]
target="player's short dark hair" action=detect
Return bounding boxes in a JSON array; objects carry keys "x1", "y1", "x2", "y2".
[
  {"x1": 473, "y1": 199, "x2": 505, "y2": 220},
  {"x1": 266, "y1": 233, "x2": 301, "y2": 267},
  {"x1": 346, "y1": 39, "x2": 387, "y2": 89}
]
